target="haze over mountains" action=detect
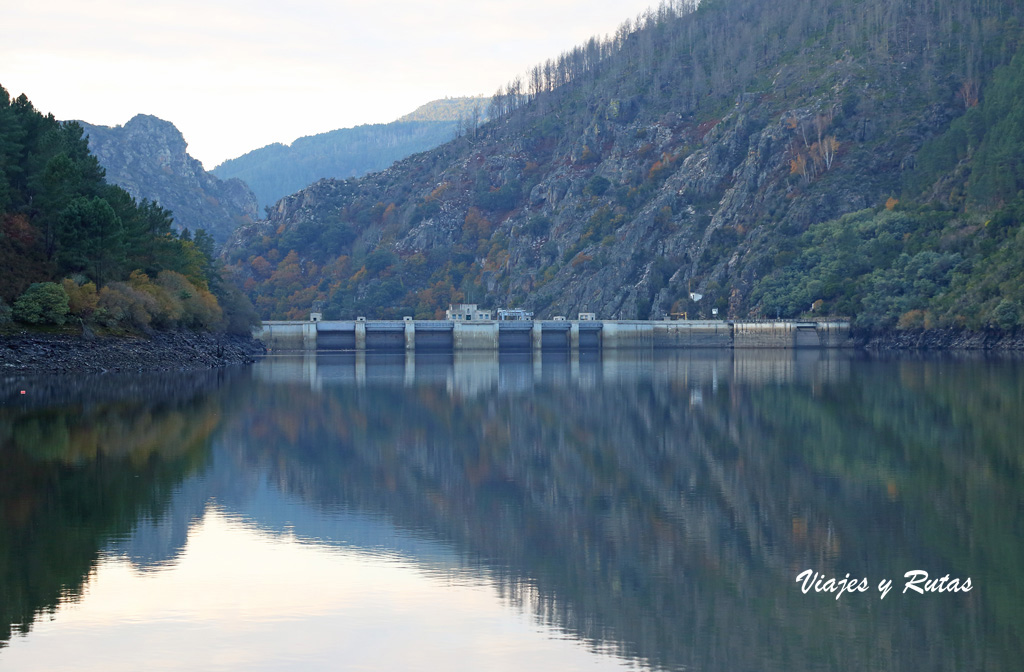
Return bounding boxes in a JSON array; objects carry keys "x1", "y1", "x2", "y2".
[{"x1": 212, "y1": 96, "x2": 489, "y2": 212}]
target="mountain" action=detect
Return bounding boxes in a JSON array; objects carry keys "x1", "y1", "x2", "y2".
[
  {"x1": 78, "y1": 115, "x2": 259, "y2": 244},
  {"x1": 396, "y1": 96, "x2": 489, "y2": 123},
  {"x1": 223, "y1": 0, "x2": 1024, "y2": 330},
  {"x1": 212, "y1": 96, "x2": 489, "y2": 212}
]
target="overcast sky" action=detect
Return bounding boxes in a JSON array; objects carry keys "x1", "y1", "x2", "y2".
[{"x1": 3, "y1": 0, "x2": 659, "y2": 169}]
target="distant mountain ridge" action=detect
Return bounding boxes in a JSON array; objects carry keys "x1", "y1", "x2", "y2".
[
  {"x1": 78, "y1": 115, "x2": 259, "y2": 244},
  {"x1": 396, "y1": 96, "x2": 488, "y2": 123},
  {"x1": 212, "y1": 96, "x2": 488, "y2": 211}
]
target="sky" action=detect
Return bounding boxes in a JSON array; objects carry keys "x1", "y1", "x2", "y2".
[{"x1": 3, "y1": 0, "x2": 660, "y2": 169}]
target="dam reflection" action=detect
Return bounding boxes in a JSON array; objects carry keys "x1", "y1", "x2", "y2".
[{"x1": 254, "y1": 348, "x2": 853, "y2": 393}]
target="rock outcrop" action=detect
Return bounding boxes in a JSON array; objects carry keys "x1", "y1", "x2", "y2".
[{"x1": 78, "y1": 115, "x2": 259, "y2": 244}]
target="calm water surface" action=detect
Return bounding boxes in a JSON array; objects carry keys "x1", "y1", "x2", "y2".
[{"x1": 1, "y1": 350, "x2": 1022, "y2": 671}]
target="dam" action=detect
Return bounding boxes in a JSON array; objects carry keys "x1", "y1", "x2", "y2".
[{"x1": 257, "y1": 318, "x2": 853, "y2": 351}]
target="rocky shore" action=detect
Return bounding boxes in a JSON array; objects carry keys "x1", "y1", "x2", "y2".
[
  {"x1": 0, "y1": 330, "x2": 265, "y2": 375},
  {"x1": 860, "y1": 328, "x2": 1024, "y2": 350}
]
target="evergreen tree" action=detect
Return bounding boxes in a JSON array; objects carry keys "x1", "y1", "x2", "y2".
[{"x1": 57, "y1": 196, "x2": 125, "y2": 287}]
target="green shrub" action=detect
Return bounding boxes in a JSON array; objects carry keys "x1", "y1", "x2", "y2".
[
  {"x1": 993, "y1": 299, "x2": 1019, "y2": 330},
  {"x1": 214, "y1": 271, "x2": 261, "y2": 334},
  {"x1": 13, "y1": 282, "x2": 70, "y2": 325},
  {"x1": 523, "y1": 215, "x2": 552, "y2": 237},
  {"x1": 474, "y1": 183, "x2": 519, "y2": 212},
  {"x1": 585, "y1": 174, "x2": 611, "y2": 197}
]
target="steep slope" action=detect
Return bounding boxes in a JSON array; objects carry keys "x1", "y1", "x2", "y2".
[
  {"x1": 212, "y1": 96, "x2": 489, "y2": 212},
  {"x1": 224, "y1": 0, "x2": 1024, "y2": 326},
  {"x1": 78, "y1": 115, "x2": 259, "y2": 244}
]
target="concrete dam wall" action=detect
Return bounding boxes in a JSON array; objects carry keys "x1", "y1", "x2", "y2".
[{"x1": 257, "y1": 319, "x2": 853, "y2": 352}]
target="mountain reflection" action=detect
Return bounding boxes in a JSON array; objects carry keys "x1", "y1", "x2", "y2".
[{"x1": 2, "y1": 351, "x2": 1023, "y2": 671}]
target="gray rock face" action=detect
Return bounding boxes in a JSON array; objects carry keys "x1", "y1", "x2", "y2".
[
  {"x1": 78, "y1": 115, "x2": 259, "y2": 244},
  {"x1": 227, "y1": 85, "x2": 916, "y2": 320}
]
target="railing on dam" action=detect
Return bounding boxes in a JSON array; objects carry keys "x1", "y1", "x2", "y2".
[{"x1": 257, "y1": 319, "x2": 854, "y2": 352}]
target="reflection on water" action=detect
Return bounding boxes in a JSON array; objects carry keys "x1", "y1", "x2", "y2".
[
  {"x1": 253, "y1": 349, "x2": 851, "y2": 393},
  {"x1": 1, "y1": 350, "x2": 1023, "y2": 671}
]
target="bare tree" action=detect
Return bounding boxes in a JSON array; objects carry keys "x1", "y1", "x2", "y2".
[
  {"x1": 470, "y1": 101, "x2": 481, "y2": 138},
  {"x1": 820, "y1": 135, "x2": 839, "y2": 171}
]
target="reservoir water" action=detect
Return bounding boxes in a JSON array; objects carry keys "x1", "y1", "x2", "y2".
[{"x1": 1, "y1": 350, "x2": 1022, "y2": 671}]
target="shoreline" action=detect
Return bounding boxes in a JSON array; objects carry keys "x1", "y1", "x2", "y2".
[
  {"x1": 859, "y1": 327, "x2": 1024, "y2": 350},
  {"x1": 0, "y1": 330, "x2": 265, "y2": 375},
  {"x1": 3, "y1": 326, "x2": 1022, "y2": 376}
]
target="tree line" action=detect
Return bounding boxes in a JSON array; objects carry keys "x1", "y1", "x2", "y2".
[{"x1": 487, "y1": 0, "x2": 1020, "y2": 126}]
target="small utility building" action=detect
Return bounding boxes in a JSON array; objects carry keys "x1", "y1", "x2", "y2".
[{"x1": 446, "y1": 304, "x2": 492, "y2": 321}]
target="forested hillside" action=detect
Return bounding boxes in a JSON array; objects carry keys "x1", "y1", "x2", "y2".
[
  {"x1": 213, "y1": 96, "x2": 488, "y2": 212},
  {"x1": 754, "y1": 49, "x2": 1024, "y2": 330},
  {"x1": 0, "y1": 88, "x2": 258, "y2": 334},
  {"x1": 223, "y1": 0, "x2": 1024, "y2": 330}
]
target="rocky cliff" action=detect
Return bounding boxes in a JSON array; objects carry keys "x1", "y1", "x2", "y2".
[{"x1": 78, "y1": 115, "x2": 259, "y2": 244}]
